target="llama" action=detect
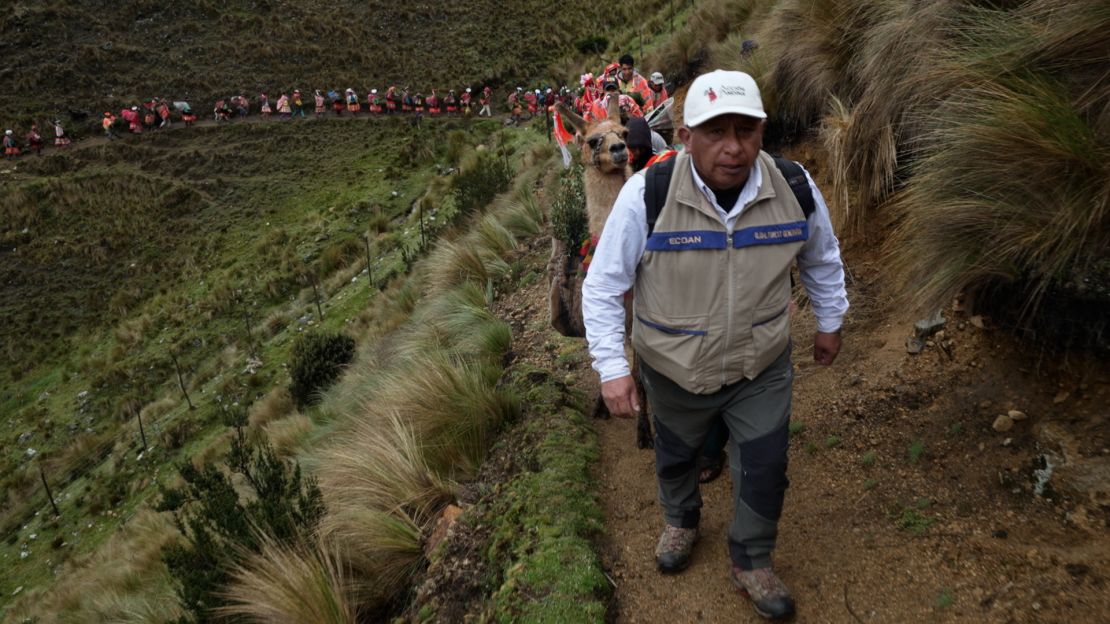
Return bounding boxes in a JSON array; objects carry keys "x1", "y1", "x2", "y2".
[
  {"x1": 547, "y1": 96, "x2": 631, "y2": 338},
  {"x1": 547, "y1": 96, "x2": 652, "y2": 448}
]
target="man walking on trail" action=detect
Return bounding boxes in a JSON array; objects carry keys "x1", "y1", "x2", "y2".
[
  {"x1": 479, "y1": 86, "x2": 492, "y2": 117},
  {"x1": 582, "y1": 70, "x2": 848, "y2": 621},
  {"x1": 645, "y1": 71, "x2": 668, "y2": 113},
  {"x1": 616, "y1": 53, "x2": 653, "y2": 105}
]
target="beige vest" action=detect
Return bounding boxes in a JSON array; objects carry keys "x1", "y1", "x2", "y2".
[{"x1": 631, "y1": 150, "x2": 807, "y2": 394}]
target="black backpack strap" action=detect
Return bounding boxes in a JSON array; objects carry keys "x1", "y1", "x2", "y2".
[
  {"x1": 644, "y1": 155, "x2": 677, "y2": 237},
  {"x1": 771, "y1": 156, "x2": 816, "y2": 220}
]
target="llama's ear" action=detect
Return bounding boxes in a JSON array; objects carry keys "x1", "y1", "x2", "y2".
[
  {"x1": 606, "y1": 94, "x2": 621, "y2": 123},
  {"x1": 555, "y1": 102, "x2": 586, "y2": 135}
]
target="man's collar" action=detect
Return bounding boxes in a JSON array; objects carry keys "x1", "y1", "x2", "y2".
[{"x1": 688, "y1": 157, "x2": 763, "y2": 213}]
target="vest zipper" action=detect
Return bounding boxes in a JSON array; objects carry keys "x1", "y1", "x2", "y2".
[{"x1": 722, "y1": 233, "x2": 734, "y2": 387}]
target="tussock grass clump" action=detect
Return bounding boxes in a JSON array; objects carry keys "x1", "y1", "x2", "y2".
[
  {"x1": 889, "y1": 71, "x2": 1110, "y2": 322},
  {"x1": 318, "y1": 410, "x2": 455, "y2": 524},
  {"x1": 249, "y1": 387, "x2": 298, "y2": 428},
  {"x1": 373, "y1": 354, "x2": 520, "y2": 477},
  {"x1": 265, "y1": 414, "x2": 316, "y2": 458},
  {"x1": 220, "y1": 536, "x2": 357, "y2": 624}
]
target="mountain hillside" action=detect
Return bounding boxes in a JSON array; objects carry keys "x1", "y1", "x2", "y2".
[{"x1": 0, "y1": 0, "x2": 663, "y2": 126}]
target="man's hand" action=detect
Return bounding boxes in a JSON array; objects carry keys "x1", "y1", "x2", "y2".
[
  {"x1": 600, "y1": 375, "x2": 641, "y2": 418},
  {"x1": 814, "y1": 330, "x2": 842, "y2": 365}
]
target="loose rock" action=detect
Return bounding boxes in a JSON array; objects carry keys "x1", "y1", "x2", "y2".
[
  {"x1": 906, "y1": 336, "x2": 925, "y2": 354},
  {"x1": 993, "y1": 415, "x2": 1014, "y2": 432},
  {"x1": 1008, "y1": 410, "x2": 1027, "y2": 421},
  {"x1": 914, "y1": 312, "x2": 948, "y2": 339}
]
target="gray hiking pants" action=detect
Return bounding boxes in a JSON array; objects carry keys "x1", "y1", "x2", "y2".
[{"x1": 641, "y1": 343, "x2": 792, "y2": 570}]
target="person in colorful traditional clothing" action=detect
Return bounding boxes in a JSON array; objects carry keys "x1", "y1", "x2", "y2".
[
  {"x1": 53, "y1": 120, "x2": 70, "y2": 146},
  {"x1": 25, "y1": 124, "x2": 44, "y2": 155},
  {"x1": 3, "y1": 130, "x2": 19, "y2": 159},
  {"x1": 427, "y1": 89, "x2": 441, "y2": 115},
  {"x1": 332, "y1": 95, "x2": 345, "y2": 115},
  {"x1": 235, "y1": 94, "x2": 250, "y2": 119},
  {"x1": 369, "y1": 89, "x2": 383, "y2": 114},
  {"x1": 587, "y1": 80, "x2": 643, "y2": 123},
  {"x1": 507, "y1": 88, "x2": 523, "y2": 124},
  {"x1": 102, "y1": 112, "x2": 119, "y2": 138},
  {"x1": 276, "y1": 93, "x2": 291, "y2": 119},
  {"x1": 158, "y1": 99, "x2": 172, "y2": 128},
  {"x1": 291, "y1": 90, "x2": 306, "y2": 118},
  {"x1": 413, "y1": 91, "x2": 426, "y2": 114},
  {"x1": 345, "y1": 88, "x2": 361, "y2": 114},
  {"x1": 479, "y1": 86, "x2": 492, "y2": 117},
  {"x1": 260, "y1": 92, "x2": 272, "y2": 118},
  {"x1": 386, "y1": 86, "x2": 399, "y2": 114},
  {"x1": 645, "y1": 71, "x2": 668, "y2": 113},
  {"x1": 444, "y1": 90, "x2": 458, "y2": 114},
  {"x1": 181, "y1": 105, "x2": 197, "y2": 127},
  {"x1": 525, "y1": 89, "x2": 539, "y2": 117},
  {"x1": 143, "y1": 101, "x2": 158, "y2": 129},
  {"x1": 315, "y1": 90, "x2": 326, "y2": 116},
  {"x1": 460, "y1": 87, "x2": 472, "y2": 115},
  {"x1": 402, "y1": 88, "x2": 414, "y2": 113}
]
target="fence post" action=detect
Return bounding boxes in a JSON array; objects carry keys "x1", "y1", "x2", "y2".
[
  {"x1": 364, "y1": 234, "x2": 374, "y2": 290},
  {"x1": 134, "y1": 405, "x2": 148, "y2": 452},
  {"x1": 311, "y1": 273, "x2": 325, "y2": 320},
  {"x1": 170, "y1": 352, "x2": 195, "y2": 410},
  {"x1": 39, "y1": 465, "x2": 60, "y2": 517}
]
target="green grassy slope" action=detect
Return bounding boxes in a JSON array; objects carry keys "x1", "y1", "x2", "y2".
[{"x1": 0, "y1": 116, "x2": 522, "y2": 609}]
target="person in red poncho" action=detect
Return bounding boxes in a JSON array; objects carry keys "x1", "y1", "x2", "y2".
[
  {"x1": 25, "y1": 124, "x2": 44, "y2": 155},
  {"x1": 3, "y1": 130, "x2": 18, "y2": 160}
]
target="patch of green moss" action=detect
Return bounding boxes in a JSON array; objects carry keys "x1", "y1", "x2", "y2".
[{"x1": 484, "y1": 366, "x2": 609, "y2": 623}]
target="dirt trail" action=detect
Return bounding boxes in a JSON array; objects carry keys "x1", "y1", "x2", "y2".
[
  {"x1": 1, "y1": 110, "x2": 502, "y2": 162},
  {"x1": 588, "y1": 240, "x2": 1109, "y2": 622}
]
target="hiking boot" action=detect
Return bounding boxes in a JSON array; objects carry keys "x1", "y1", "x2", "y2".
[
  {"x1": 731, "y1": 566, "x2": 796, "y2": 620},
  {"x1": 655, "y1": 525, "x2": 697, "y2": 573}
]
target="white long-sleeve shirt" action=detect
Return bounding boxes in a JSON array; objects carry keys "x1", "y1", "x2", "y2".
[{"x1": 582, "y1": 155, "x2": 849, "y2": 383}]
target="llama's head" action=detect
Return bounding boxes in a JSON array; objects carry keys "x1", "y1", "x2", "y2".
[{"x1": 555, "y1": 97, "x2": 629, "y2": 175}]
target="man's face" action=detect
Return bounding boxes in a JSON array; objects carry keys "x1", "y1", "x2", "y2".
[
  {"x1": 678, "y1": 114, "x2": 765, "y2": 191},
  {"x1": 649, "y1": 82, "x2": 662, "y2": 93},
  {"x1": 620, "y1": 64, "x2": 634, "y2": 81}
]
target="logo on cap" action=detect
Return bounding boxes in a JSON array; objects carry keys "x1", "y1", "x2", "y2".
[{"x1": 706, "y1": 87, "x2": 717, "y2": 103}]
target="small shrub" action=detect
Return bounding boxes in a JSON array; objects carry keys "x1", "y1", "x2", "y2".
[
  {"x1": 453, "y1": 151, "x2": 513, "y2": 217},
  {"x1": 908, "y1": 439, "x2": 925, "y2": 465},
  {"x1": 289, "y1": 331, "x2": 356, "y2": 409},
  {"x1": 575, "y1": 34, "x2": 608, "y2": 55},
  {"x1": 825, "y1": 435, "x2": 840, "y2": 449},
  {"x1": 937, "y1": 588, "x2": 955, "y2": 609},
  {"x1": 550, "y1": 164, "x2": 588, "y2": 255},
  {"x1": 893, "y1": 507, "x2": 936, "y2": 535},
  {"x1": 157, "y1": 424, "x2": 325, "y2": 624},
  {"x1": 861, "y1": 450, "x2": 876, "y2": 466},
  {"x1": 788, "y1": 420, "x2": 806, "y2": 437}
]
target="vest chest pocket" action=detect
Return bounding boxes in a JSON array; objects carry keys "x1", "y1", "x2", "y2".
[{"x1": 631, "y1": 313, "x2": 709, "y2": 391}]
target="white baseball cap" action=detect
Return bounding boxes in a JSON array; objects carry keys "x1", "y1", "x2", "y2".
[
  {"x1": 650, "y1": 71, "x2": 665, "y2": 85},
  {"x1": 683, "y1": 70, "x2": 766, "y2": 127}
]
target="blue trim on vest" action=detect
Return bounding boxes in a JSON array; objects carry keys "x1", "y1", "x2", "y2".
[
  {"x1": 636, "y1": 315, "x2": 708, "y2": 336},
  {"x1": 732, "y1": 221, "x2": 809, "y2": 248},
  {"x1": 645, "y1": 230, "x2": 727, "y2": 252}
]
